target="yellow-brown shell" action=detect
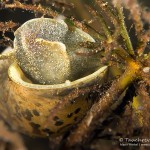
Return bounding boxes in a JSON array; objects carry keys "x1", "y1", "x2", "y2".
[{"x1": 0, "y1": 59, "x2": 107, "y2": 137}]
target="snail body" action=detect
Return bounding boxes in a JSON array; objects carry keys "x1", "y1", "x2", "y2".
[
  {"x1": 14, "y1": 18, "x2": 102, "y2": 85},
  {"x1": 14, "y1": 18, "x2": 70, "y2": 85},
  {"x1": 0, "y1": 18, "x2": 108, "y2": 137}
]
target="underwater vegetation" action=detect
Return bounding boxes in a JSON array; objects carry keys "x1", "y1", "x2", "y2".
[{"x1": 0, "y1": 0, "x2": 149, "y2": 150}]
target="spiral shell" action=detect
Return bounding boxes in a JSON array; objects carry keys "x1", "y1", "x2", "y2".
[
  {"x1": 0, "y1": 18, "x2": 108, "y2": 137},
  {"x1": 0, "y1": 60, "x2": 107, "y2": 137}
]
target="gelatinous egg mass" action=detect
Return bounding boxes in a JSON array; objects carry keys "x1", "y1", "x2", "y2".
[{"x1": 14, "y1": 18, "x2": 101, "y2": 85}]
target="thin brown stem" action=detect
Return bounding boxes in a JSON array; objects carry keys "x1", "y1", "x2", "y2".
[
  {"x1": 66, "y1": 61, "x2": 140, "y2": 146},
  {"x1": 86, "y1": 5, "x2": 112, "y2": 43},
  {"x1": 4, "y1": 1, "x2": 58, "y2": 18},
  {"x1": 122, "y1": 0, "x2": 150, "y2": 56},
  {"x1": 83, "y1": 22, "x2": 106, "y2": 40},
  {"x1": 114, "y1": 47, "x2": 135, "y2": 63},
  {"x1": 94, "y1": 0, "x2": 118, "y2": 26},
  {"x1": 0, "y1": 21, "x2": 18, "y2": 32}
]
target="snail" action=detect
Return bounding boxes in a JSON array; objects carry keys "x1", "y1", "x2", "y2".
[{"x1": 0, "y1": 18, "x2": 108, "y2": 137}]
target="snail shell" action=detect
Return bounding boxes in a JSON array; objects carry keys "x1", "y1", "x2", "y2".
[
  {"x1": 14, "y1": 18, "x2": 101, "y2": 85},
  {"x1": 0, "y1": 18, "x2": 108, "y2": 137},
  {"x1": 0, "y1": 60, "x2": 107, "y2": 137}
]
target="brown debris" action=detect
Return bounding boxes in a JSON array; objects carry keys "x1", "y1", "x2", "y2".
[
  {"x1": 0, "y1": 21, "x2": 18, "y2": 32},
  {"x1": 4, "y1": 1, "x2": 58, "y2": 18},
  {"x1": 0, "y1": 120, "x2": 27, "y2": 150}
]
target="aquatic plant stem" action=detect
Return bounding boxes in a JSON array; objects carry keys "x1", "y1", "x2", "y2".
[
  {"x1": 97, "y1": 14, "x2": 112, "y2": 43},
  {"x1": 116, "y1": 6, "x2": 134, "y2": 56},
  {"x1": 66, "y1": 60, "x2": 140, "y2": 146},
  {"x1": 86, "y1": 5, "x2": 112, "y2": 43},
  {"x1": 4, "y1": 1, "x2": 58, "y2": 18}
]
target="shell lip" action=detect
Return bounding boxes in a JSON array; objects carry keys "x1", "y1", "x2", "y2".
[{"x1": 8, "y1": 62, "x2": 108, "y2": 90}]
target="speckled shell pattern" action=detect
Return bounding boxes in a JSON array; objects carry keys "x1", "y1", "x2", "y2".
[
  {"x1": 0, "y1": 59, "x2": 107, "y2": 137},
  {"x1": 0, "y1": 18, "x2": 107, "y2": 137}
]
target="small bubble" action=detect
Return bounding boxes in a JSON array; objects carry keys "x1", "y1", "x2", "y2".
[{"x1": 65, "y1": 80, "x2": 71, "y2": 85}]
